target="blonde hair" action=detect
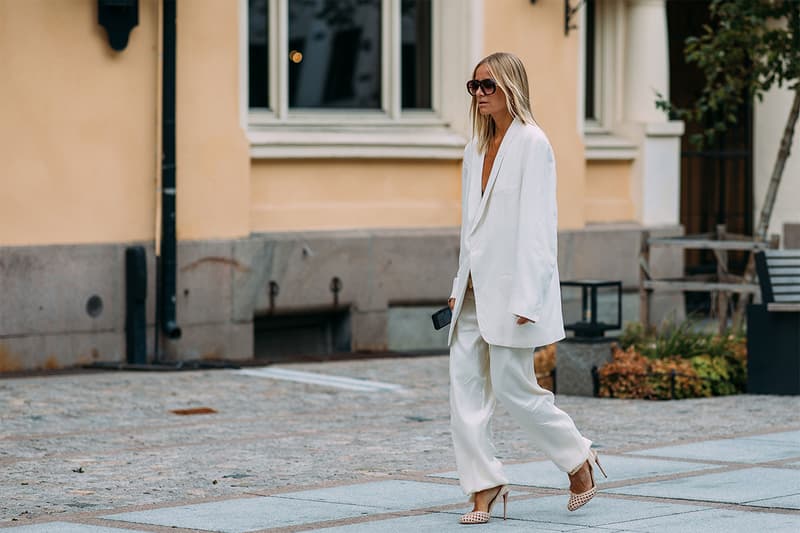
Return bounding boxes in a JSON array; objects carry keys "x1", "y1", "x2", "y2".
[{"x1": 469, "y1": 52, "x2": 536, "y2": 154}]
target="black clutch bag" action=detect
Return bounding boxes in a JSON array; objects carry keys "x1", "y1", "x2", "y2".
[{"x1": 431, "y1": 306, "x2": 452, "y2": 330}]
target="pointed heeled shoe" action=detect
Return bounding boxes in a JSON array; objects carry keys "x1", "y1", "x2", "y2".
[
  {"x1": 459, "y1": 485, "x2": 510, "y2": 524},
  {"x1": 567, "y1": 451, "x2": 607, "y2": 512}
]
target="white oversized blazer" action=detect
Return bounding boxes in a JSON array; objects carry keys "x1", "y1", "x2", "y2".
[{"x1": 448, "y1": 119, "x2": 565, "y2": 349}]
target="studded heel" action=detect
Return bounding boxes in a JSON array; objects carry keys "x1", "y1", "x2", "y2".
[
  {"x1": 459, "y1": 485, "x2": 509, "y2": 524},
  {"x1": 567, "y1": 451, "x2": 607, "y2": 512}
]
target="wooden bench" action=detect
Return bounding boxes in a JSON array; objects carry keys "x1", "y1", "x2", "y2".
[
  {"x1": 755, "y1": 250, "x2": 800, "y2": 311},
  {"x1": 747, "y1": 250, "x2": 800, "y2": 395}
]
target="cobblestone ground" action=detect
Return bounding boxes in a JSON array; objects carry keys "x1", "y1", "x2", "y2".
[{"x1": 1, "y1": 355, "x2": 798, "y2": 524}]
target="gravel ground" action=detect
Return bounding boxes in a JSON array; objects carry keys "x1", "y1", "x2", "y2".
[{"x1": 1, "y1": 355, "x2": 798, "y2": 524}]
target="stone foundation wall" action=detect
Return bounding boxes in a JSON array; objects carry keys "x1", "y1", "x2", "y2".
[{"x1": 0, "y1": 224, "x2": 682, "y2": 372}]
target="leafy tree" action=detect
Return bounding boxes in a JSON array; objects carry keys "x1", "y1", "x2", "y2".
[{"x1": 656, "y1": 0, "x2": 800, "y2": 328}]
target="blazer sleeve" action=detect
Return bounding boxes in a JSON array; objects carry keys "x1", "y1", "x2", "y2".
[
  {"x1": 450, "y1": 144, "x2": 472, "y2": 300},
  {"x1": 507, "y1": 134, "x2": 558, "y2": 323}
]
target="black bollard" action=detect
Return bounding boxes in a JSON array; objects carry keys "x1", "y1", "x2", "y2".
[{"x1": 125, "y1": 246, "x2": 148, "y2": 365}]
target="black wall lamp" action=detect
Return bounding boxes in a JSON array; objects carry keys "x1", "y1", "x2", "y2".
[{"x1": 98, "y1": 0, "x2": 139, "y2": 51}]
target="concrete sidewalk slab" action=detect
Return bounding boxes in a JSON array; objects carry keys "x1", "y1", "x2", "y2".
[
  {"x1": 606, "y1": 467, "x2": 800, "y2": 505},
  {"x1": 744, "y1": 493, "x2": 800, "y2": 511},
  {"x1": 630, "y1": 436, "x2": 800, "y2": 464},
  {"x1": 489, "y1": 495, "x2": 709, "y2": 531},
  {"x1": 430, "y1": 455, "x2": 719, "y2": 489},
  {"x1": 744, "y1": 430, "x2": 800, "y2": 445},
  {"x1": 306, "y1": 512, "x2": 566, "y2": 532},
  {"x1": 101, "y1": 481, "x2": 466, "y2": 532},
  {"x1": 237, "y1": 367, "x2": 405, "y2": 392},
  {"x1": 103, "y1": 496, "x2": 378, "y2": 532},
  {"x1": 0, "y1": 524, "x2": 146, "y2": 533},
  {"x1": 276, "y1": 480, "x2": 465, "y2": 509},
  {"x1": 616, "y1": 507, "x2": 800, "y2": 532},
  {"x1": 3, "y1": 359, "x2": 800, "y2": 532}
]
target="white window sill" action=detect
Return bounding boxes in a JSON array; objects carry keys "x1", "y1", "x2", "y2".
[
  {"x1": 584, "y1": 129, "x2": 638, "y2": 161},
  {"x1": 248, "y1": 120, "x2": 468, "y2": 160}
]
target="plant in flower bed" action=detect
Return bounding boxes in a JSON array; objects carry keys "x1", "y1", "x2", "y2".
[
  {"x1": 597, "y1": 321, "x2": 747, "y2": 400},
  {"x1": 534, "y1": 343, "x2": 556, "y2": 392}
]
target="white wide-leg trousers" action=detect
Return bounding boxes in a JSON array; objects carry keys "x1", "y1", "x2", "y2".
[{"x1": 449, "y1": 287, "x2": 592, "y2": 498}]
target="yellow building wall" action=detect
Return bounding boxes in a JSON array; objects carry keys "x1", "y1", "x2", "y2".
[
  {"x1": 252, "y1": 0, "x2": 587, "y2": 234},
  {"x1": 0, "y1": 0, "x2": 249, "y2": 246},
  {"x1": 483, "y1": 0, "x2": 586, "y2": 229},
  {"x1": 0, "y1": 0, "x2": 619, "y2": 244},
  {"x1": 0, "y1": 0, "x2": 158, "y2": 246},
  {"x1": 585, "y1": 160, "x2": 635, "y2": 223},
  {"x1": 176, "y1": 0, "x2": 250, "y2": 241},
  {"x1": 251, "y1": 160, "x2": 461, "y2": 231}
]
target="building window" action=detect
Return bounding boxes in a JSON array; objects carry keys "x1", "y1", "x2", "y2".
[
  {"x1": 244, "y1": 0, "x2": 473, "y2": 159},
  {"x1": 401, "y1": 0, "x2": 432, "y2": 109},
  {"x1": 249, "y1": 0, "x2": 270, "y2": 108},
  {"x1": 288, "y1": 0, "x2": 382, "y2": 109},
  {"x1": 584, "y1": 0, "x2": 596, "y2": 122},
  {"x1": 581, "y1": 0, "x2": 637, "y2": 160},
  {"x1": 248, "y1": 0, "x2": 431, "y2": 113}
]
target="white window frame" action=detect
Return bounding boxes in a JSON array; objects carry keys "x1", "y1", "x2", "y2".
[
  {"x1": 580, "y1": 0, "x2": 637, "y2": 160},
  {"x1": 240, "y1": 0, "x2": 480, "y2": 159}
]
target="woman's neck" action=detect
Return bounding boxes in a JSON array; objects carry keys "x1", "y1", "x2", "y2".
[{"x1": 492, "y1": 111, "x2": 513, "y2": 140}]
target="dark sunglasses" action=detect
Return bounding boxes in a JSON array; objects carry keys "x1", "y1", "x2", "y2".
[{"x1": 466, "y1": 78, "x2": 498, "y2": 96}]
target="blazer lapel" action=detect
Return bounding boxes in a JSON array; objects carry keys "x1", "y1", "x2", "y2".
[
  {"x1": 466, "y1": 147, "x2": 481, "y2": 226},
  {"x1": 468, "y1": 119, "x2": 521, "y2": 235}
]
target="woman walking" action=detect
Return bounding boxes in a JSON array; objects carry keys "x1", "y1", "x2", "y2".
[{"x1": 447, "y1": 52, "x2": 606, "y2": 525}]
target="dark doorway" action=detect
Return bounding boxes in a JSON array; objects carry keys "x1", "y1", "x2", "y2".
[{"x1": 666, "y1": 0, "x2": 753, "y2": 314}]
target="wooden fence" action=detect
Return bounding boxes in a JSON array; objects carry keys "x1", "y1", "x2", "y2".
[{"x1": 639, "y1": 224, "x2": 779, "y2": 333}]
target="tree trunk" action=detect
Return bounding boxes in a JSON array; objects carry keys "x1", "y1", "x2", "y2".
[{"x1": 731, "y1": 85, "x2": 800, "y2": 331}]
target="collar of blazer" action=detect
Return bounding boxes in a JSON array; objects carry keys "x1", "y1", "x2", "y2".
[{"x1": 468, "y1": 118, "x2": 523, "y2": 236}]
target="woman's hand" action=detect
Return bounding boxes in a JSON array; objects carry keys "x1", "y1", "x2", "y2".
[{"x1": 448, "y1": 298, "x2": 456, "y2": 311}]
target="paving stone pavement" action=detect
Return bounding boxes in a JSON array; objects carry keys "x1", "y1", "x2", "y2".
[{"x1": 1, "y1": 355, "x2": 799, "y2": 531}]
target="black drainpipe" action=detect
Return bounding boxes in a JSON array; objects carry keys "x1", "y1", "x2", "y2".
[{"x1": 156, "y1": 0, "x2": 182, "y2": 359}]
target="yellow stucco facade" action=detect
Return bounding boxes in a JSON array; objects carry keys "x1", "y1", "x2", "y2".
[
  {"x1": 585, "y1": 160, "x2": 635, "y2": 223},
  {"x1": 0, "y1": 0, "x2": 250, "y2": 246},
  {"x1": 247, "y1": 0, "x2": 595, "y2": 233},
  {"x1": 175, "y1": 0, "x2": 251, "y2": 241},
  {"x1": 0, "y1": 0, "x2": 700, "y2": 371},
  {"x1": 251, "y1": 159, "x2": 461, "y2": 231},
  {"x1": 483, "y1": 0, "x2": 587, "y2": 229},
  {"x1": 0, "y1": 0, "x2": 159, "y2": 246},
  {"x1": 0, "y1": 0, "x2": 639, "y2": 248}
]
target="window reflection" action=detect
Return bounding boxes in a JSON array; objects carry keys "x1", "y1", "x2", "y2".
[
  {"x1": 289, "y1": 0, "x2": 382, "y2": 109},
  {"x1": 584, "y1": 0, "x2": 596, "y2": 120},
  {"x1": 249, "y1": 0, "x2": 269, "y2": 109},
  {"x1": 401, "y1": 0, "x2": 432, "y2": 109}
]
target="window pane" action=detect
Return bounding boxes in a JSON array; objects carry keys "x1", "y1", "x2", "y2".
[
  {"x1": 401, "y1": 0, "x2": 432, "y2": 109},
  {"x1": 249, "y1": 0, "x2": 270, "y2": 109},
  {"x1": 584, "y1": 0, "x2": 596, "y2": 120},
  {"x1": 289, "y1": 0, "x2": 382, "y2": 109}
]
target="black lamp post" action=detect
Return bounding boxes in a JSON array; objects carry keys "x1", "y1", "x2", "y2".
[{"x1": 560, "y1": 280, "x2": 622, "y2": 339}]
